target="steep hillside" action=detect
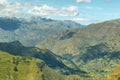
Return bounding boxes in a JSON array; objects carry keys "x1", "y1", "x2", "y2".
[
  {"x1": 36, "y1": 18, "x2": 120, "y2": 79},
  {"x1": 0, "y1": 41, "x2": 87, "y2": 76},
  {"x1": 0, "y1": 51, "x2": 65, "y2": 80},
  {"x1": 0, "y1": 42, "x2": 87, "y2": 80},
  {"x1": 0, "y1": 17, "x2": 83, "y2": 46},
  {"x1": 0, "y1": 41, "x2": 120, "y2": 80},
  {"x1": 36, "y1": 18, "x2": 120, "y2": 55}
]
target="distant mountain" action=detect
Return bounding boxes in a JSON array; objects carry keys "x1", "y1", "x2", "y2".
[
  {"x1": 36, "y1": 18, "x2": 120, "y2": 55},
  {"x1": 0, "y1": 17, "x2": 83, "y2": 46}
]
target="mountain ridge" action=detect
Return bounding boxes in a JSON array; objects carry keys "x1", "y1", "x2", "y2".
[
  {"x1": 0, "y1": 41, "x2": 87, "y2": 76},
  {"x1": 0, "y1": 17, "x2": 83, "y2": 46},
  {"x1": 36, "y1": 18, "x2": 120, "y2": 55}
]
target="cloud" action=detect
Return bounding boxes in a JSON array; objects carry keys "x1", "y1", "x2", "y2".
[
  {"x1": 0, "y1": 2, "x2": 26, "y2": 17},
  {"x1": 28, "y1": 5, "x2": 78, "y2": 17},
  {"x1": 76, "y1": 0, "x2": 91, "y2": 3},
  {"x1": 0, "y1": 0, "x2": 79, "y2": 18}
]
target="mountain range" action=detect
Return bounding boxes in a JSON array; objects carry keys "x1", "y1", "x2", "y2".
[
  {"x1": 0, "y1": 17, "x2": 83, "y2": 46},
  {"x1": 36, "y1": 18, "x2": 120, "y2": 79},
  {"x1": 1, "y1": 17, "x2": 120, "y2": 80},
  {"x1": 37, "y1": 18, "x2": 120, "y2": 55},
  {"x1": 0, "y1": 41, "x2": 87, "y2": 80}
]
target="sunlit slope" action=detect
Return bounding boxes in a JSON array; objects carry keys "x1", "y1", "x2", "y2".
[
  {"x1": 101, "y1": 64, "x2": 120, "y2": 80},
  {"x1": 0, "y1": 51, "x2": 44, "y2": 80}
]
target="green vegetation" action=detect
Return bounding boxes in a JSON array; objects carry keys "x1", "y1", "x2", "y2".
[
  {"x1": 1, "y1": 18, "x2": 120, "y2": 80},
  {"x1": 101, "y1": 64, "x2": 120, "y2": 80},
  {"x1": 0, "y1": 41, "x2": 87, "y2": 80},
  {"x1": 0, "y1": 50, "x2": 85, "y2": 80},
  {"x1": 36, "y1": 18, "x2": 120, "y2": 79},
  {"x1": 0, "y1": 51, "x2": 43, "y2": 80}
]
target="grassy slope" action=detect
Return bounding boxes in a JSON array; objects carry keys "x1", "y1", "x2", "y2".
[
  {"x1": 0, "y1": 51, "x2": 68, "y2": 80},
  {"x1": 36, "y1": 18, "x2": 120, "y2": 79},
  {"x1": 0, "y1": 51, "x2": 43, "y2": 80},
  {"x1": 101, "y1": 64, "x2": 120, "y2": 80},
  {"x1": 58, "y1": 41, "x2": 120, "y2": 79}
]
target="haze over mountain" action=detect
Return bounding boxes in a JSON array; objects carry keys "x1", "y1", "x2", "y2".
[
  {"x1": 0, "y1": 17, "x2": 83, "y2": 46},
  {"x1": 37, "y1": 18, "x2": 120, "y2": 55}
]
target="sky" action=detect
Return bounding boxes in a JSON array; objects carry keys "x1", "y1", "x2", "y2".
[{"x1": 0, "y1": 0, "x2": 120, "y2": 24}]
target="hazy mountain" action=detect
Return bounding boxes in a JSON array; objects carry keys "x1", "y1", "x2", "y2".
[
  {"x1": 36, "y1": 18, "x2": 120, "y2": 55},
  {"x1": 0, "y1": 17, "x2": 83, "y2": 46}
]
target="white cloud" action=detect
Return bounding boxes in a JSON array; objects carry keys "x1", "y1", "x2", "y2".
[
  {"x1": 0, "y1": 0, "x2": 79, "y2": 18},
  {"x1": 0, "y1": 2, "x2": 25, "y2": 17},
  {"x1": 76, "y1": 0, "x2": 91, "y2": 3},
  {"x1": 28, "y1": 5, "x2": 78, "y2": 17}
]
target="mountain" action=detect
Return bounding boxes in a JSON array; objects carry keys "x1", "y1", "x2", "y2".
[
  {"x1": 0, "y1": 41, "x2": 88, "y2": 76},
  {"x1": 0, "y1": 41, "x2": 72, "y2": 72},
  {"x1": 0, "y1": 51, "x2": 69, "y2": 80},
  {"x1": 0, "y1": 17, "x2": 83, "y2": 46},
  {"x1": 0, "y1": 49, "x2": 85, "y2": 80},
  {"x1": 36, "y1": 18, "x2": 120, "y2": 55},
  {"x1": 36, "y1": 18, "x2": 120, "y2": 79},
  {"x1": 2, "y1": 17, "x2": 120, "y2": 79},
  {"x1": 1, "y1": 41, "x2": 120, "y2": 80}
]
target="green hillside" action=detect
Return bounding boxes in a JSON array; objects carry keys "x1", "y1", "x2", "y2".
[
  {"x1": 1, "y1": 18, "x2": 120, "y2": 80},
  {"x1": 0, "y1": 41, "x2": 88, "y2": 80},
  {"x1": 0, "y1": 51, "x2": 82, "y2": 80},
  {"x1": 0, "y1": 51, "x2": 63, "y2": 80},
  {"x1": 36, "y1": 18, "x2": 120, "y2": 79}
]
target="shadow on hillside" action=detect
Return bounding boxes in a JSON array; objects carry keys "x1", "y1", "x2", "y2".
[{"x1": 0, "y1": 41, "x2": 87, "y2": 76}]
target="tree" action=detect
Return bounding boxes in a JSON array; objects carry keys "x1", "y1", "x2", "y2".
[{"x1": 14, "y1": 66, "x2": 18, "y2": 72}]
